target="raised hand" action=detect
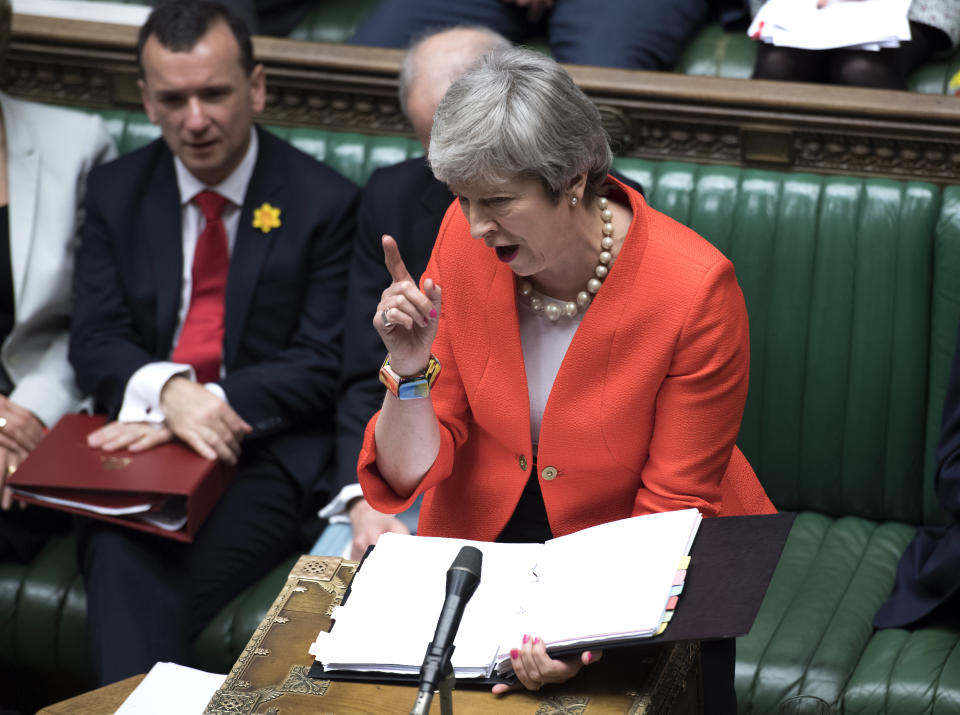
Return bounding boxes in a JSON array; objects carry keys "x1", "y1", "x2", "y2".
[{"x1": 375, "y1": 235, "x2": 441, "y2": 376}]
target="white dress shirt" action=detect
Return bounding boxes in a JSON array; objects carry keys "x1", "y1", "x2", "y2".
[{"x1": 118, "y1": 129, "x2": 259, "y2": 423}]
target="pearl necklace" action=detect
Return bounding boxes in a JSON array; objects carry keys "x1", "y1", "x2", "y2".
[{"x1": 517, "y1": 196, "x2": 615, "y2": 322}]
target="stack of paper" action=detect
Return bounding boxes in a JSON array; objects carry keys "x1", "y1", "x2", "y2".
[
  {"x1": 309, "y1": 508, "x2": 702, "y2": 681},
  {"x1": 12, "y1": 0, "x2": 150, "y2": 25},
  {"x1": 748, "y1": 0, "x2": 912, "y2": 51}
]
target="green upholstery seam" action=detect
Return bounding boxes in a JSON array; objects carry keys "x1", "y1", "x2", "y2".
[
  {"x1": 799, "y1": 178, "x2": 827, "y2": 511},
  {"x1": 795, "y1": 517, "x2": 876, "y2": 699},
  {"x1": 838, "y1": 181, "x2": 867, "y2": 514},
  {"x1": 879, "y1": 187, "x2": 898, "y2": 517},
  {"x1": 755, "y1": 175, "x2": 784, "y2": 493},
  {"x1": 930, "y1": 635, "x2": 960, "y2": 715},
  {"x1": 11, "y1": 571, "x2": 25, "y2": 660},
  {"x1": 746, "y1": 511, "x2": 831, "y2": 707}
]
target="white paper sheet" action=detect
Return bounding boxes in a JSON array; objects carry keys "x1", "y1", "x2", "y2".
[
  {"x1": 748, "y1": 0, "x2": 911, "y2": 51},
  {"x1": 115, "y1": 662, "x2": 225, "y2": 715},
  {"x1": 12, "y1": 0, "x2": 150, "y2": 25}
]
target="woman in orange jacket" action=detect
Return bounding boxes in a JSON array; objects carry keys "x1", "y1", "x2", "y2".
[{"x1": 357, "y1": 46, "x2": 775, "y2": 710}]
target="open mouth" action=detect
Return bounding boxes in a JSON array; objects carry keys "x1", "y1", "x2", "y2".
[{"x1": 495, "y1": 245, "x2": 519, "y2": 263}]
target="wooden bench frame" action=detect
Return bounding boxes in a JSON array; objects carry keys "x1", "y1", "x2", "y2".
[{"x1": 6, "y1": 12, "x2": 960, "y2": 184}]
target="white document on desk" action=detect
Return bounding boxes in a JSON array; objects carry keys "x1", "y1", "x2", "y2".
[
  {"x1": 114, "y1": 662, "x2": 225, "y2": 715},
  {"x1": 749, "y1": 0, "x2": 911, "y2": 51},
  {"x1": 310, "y1": 508, "x2": 701, "y2": 680}
]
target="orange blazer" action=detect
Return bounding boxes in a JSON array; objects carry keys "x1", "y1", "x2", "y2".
[{"x1": 359, "y1": 179, "x2": 775, "y2": 540}]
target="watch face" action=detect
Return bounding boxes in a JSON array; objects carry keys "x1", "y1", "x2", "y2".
[{"x1": 398, "y1": 378, "x2": 430, "y2": 400}]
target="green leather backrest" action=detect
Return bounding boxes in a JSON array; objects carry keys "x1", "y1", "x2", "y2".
[
  {"x1": 95, "y1": 110, "x2": 960, "y2": 525},
  {"x1": 613, "y1": 160, "x2": 960, "y2": 525},
  {"x1": 94, "y1": 110, "x2": 424, "y2": 182},
  {"x1": 288, "y1": 0, "x2": 381, "y2": 43},
  {"x1": 669, "y1": 22, "x2": 960, "y2": 93}
]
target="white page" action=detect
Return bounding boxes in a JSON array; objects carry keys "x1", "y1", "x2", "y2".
[
  {"x1": 12, "y1": 0, "x2": 150, "y2": 24},
  {"x1": 748, "y1": 0, "x2": 910, "y2": 50},
  {"x1": 10, "y1": 489, "x2": 154, "y2": 516},
  {"x1": 311, "y1": 533, "x2": 541, "y2": 677},
  {"x1": 519, "y1": 510, "x2": 700, "y2": 648},
  {"x1": 114, "y1": 662, "x2": 225, "y2": 715}
]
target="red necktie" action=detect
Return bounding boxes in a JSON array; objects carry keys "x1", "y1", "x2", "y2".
[{"x1": 172, "y1": 190, "x2": 229, "y2": 383}]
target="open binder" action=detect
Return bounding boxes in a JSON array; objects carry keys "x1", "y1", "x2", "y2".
[
  {"x1": 8, "y1": 413, "x2": 232, "y2": 542},
  {"x1": 308, "y1": 511, "x2": 793, "y2": 685}
]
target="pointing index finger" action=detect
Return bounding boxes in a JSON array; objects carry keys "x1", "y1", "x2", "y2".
[{"x1": 382, "y1": 235, "x2": 413, "y2": 284}]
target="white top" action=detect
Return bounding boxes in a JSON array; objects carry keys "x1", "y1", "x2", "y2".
[
  {"x1": 117, "y1": 129, "x2": 259, "y2": 424},
  {"x1": 517, "y1": 300, "x2": 583, "y2": 454}
]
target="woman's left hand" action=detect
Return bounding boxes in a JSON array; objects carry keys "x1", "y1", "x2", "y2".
[{"x1": 491, "y1": 636, "x2": 601, "y2": 695}]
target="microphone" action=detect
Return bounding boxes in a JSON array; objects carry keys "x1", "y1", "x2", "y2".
[{"x1": 410, "y1": 545, "x2": 483, "y2": 715}]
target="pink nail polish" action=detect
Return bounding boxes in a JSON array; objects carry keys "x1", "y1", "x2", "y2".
[
  {"x1": 585, "y1": 651, "x2": 593, "y2": 664},
  {"x1": 510, "y1": 648, "x2": 519, "y2": 659},
  {"x1": 533, "y1": 637, "x2": 541, "y2": 645},
  {"x1": 430, "y1": 309, "x2": 438, "y2": 318},
  {"x1": 522, "y1": 634, "x2": 530, "y2": 644}
]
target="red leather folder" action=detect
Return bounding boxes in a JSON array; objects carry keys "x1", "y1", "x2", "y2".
[{"x1": 7, "y1": 413, "x2": 233, "y2": 542}]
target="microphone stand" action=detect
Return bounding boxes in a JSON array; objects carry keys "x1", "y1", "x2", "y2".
[
  {"x1": 410, "y1": 660, "x2": 455, "y2": 715},
  {"x1": 437, "y1": 668, "x2": 456, "y2": 715}
]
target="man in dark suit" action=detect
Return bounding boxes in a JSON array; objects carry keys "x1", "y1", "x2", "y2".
[
  {"x1": 329, "y1": 26, "x2": 644, "y2": 558},
  {"x1": 875, "y1": 318, "x2": 960, "y2": 629},
  {"x1": 69, "y1": 0, "x2": 357, "y2": 683}
]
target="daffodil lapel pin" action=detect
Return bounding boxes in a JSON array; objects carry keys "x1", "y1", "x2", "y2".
[{"x1": 252, "y1": 202, "x2": 282, "y2": 234}]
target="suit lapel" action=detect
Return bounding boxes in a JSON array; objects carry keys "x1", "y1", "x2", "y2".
[
  {"x1": 419, "y1": 162, "x2": 454, "y2": 217},
  {"x1": 143, "y1": 155, "x2": 184, "y2": 354},
  {"x1": 486, "y1": 255, "x2": 532, "y2": 444},
  {"x1": 408, "y1": 161, "x2": 453, "y2": 278},
  {"x1": 2, "y1": 94, "x2": 39, "y2": 308},
  {"x1": 223, "y1": 131, "x2": 280, "y2": 367}
]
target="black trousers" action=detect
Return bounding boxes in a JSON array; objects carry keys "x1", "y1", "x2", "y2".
[{"x1": 79, "y1": 446, "x2": 316, "y2": 685}]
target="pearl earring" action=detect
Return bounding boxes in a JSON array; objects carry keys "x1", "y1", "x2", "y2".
[{"x1": 570, "y1": 196, "x2": 579, "y2": 207}]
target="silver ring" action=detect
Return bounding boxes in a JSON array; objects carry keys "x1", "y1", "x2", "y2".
[
  {"x1": 0, "y1": 417, "x2": 7, "y2": 431},
  {"x1": 381, "y1": 308, "x2": 393, "y2": 328}
]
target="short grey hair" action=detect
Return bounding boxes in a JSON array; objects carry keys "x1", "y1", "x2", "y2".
[
  {"x1": 398, "y1": 25, "x2": 512, "y2": 118},
  {"x1": 428, "y1": 47, "x2": 613, "y2": 203}
]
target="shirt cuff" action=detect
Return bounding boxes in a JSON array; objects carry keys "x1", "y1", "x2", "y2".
[
  {"x1": 118, "y1": 362, "x2": 194, "y2": 424},
  {"x1": 318, "y1": 483, "x2": 364, "y2": 524},
  {"x1": 204, "y1": 381, "x2": 228, "y2": 404}
]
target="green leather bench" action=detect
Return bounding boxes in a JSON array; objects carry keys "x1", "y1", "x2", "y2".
[
  {"x1": 86, "y1": 0, "x2": 960, "y2": 94},
  {"x1": 4, "y1": 108, "x2": 960, "y2": 714},
  {"x1": 610, "y1": 164, "x2": 960, "y2": 714}
]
